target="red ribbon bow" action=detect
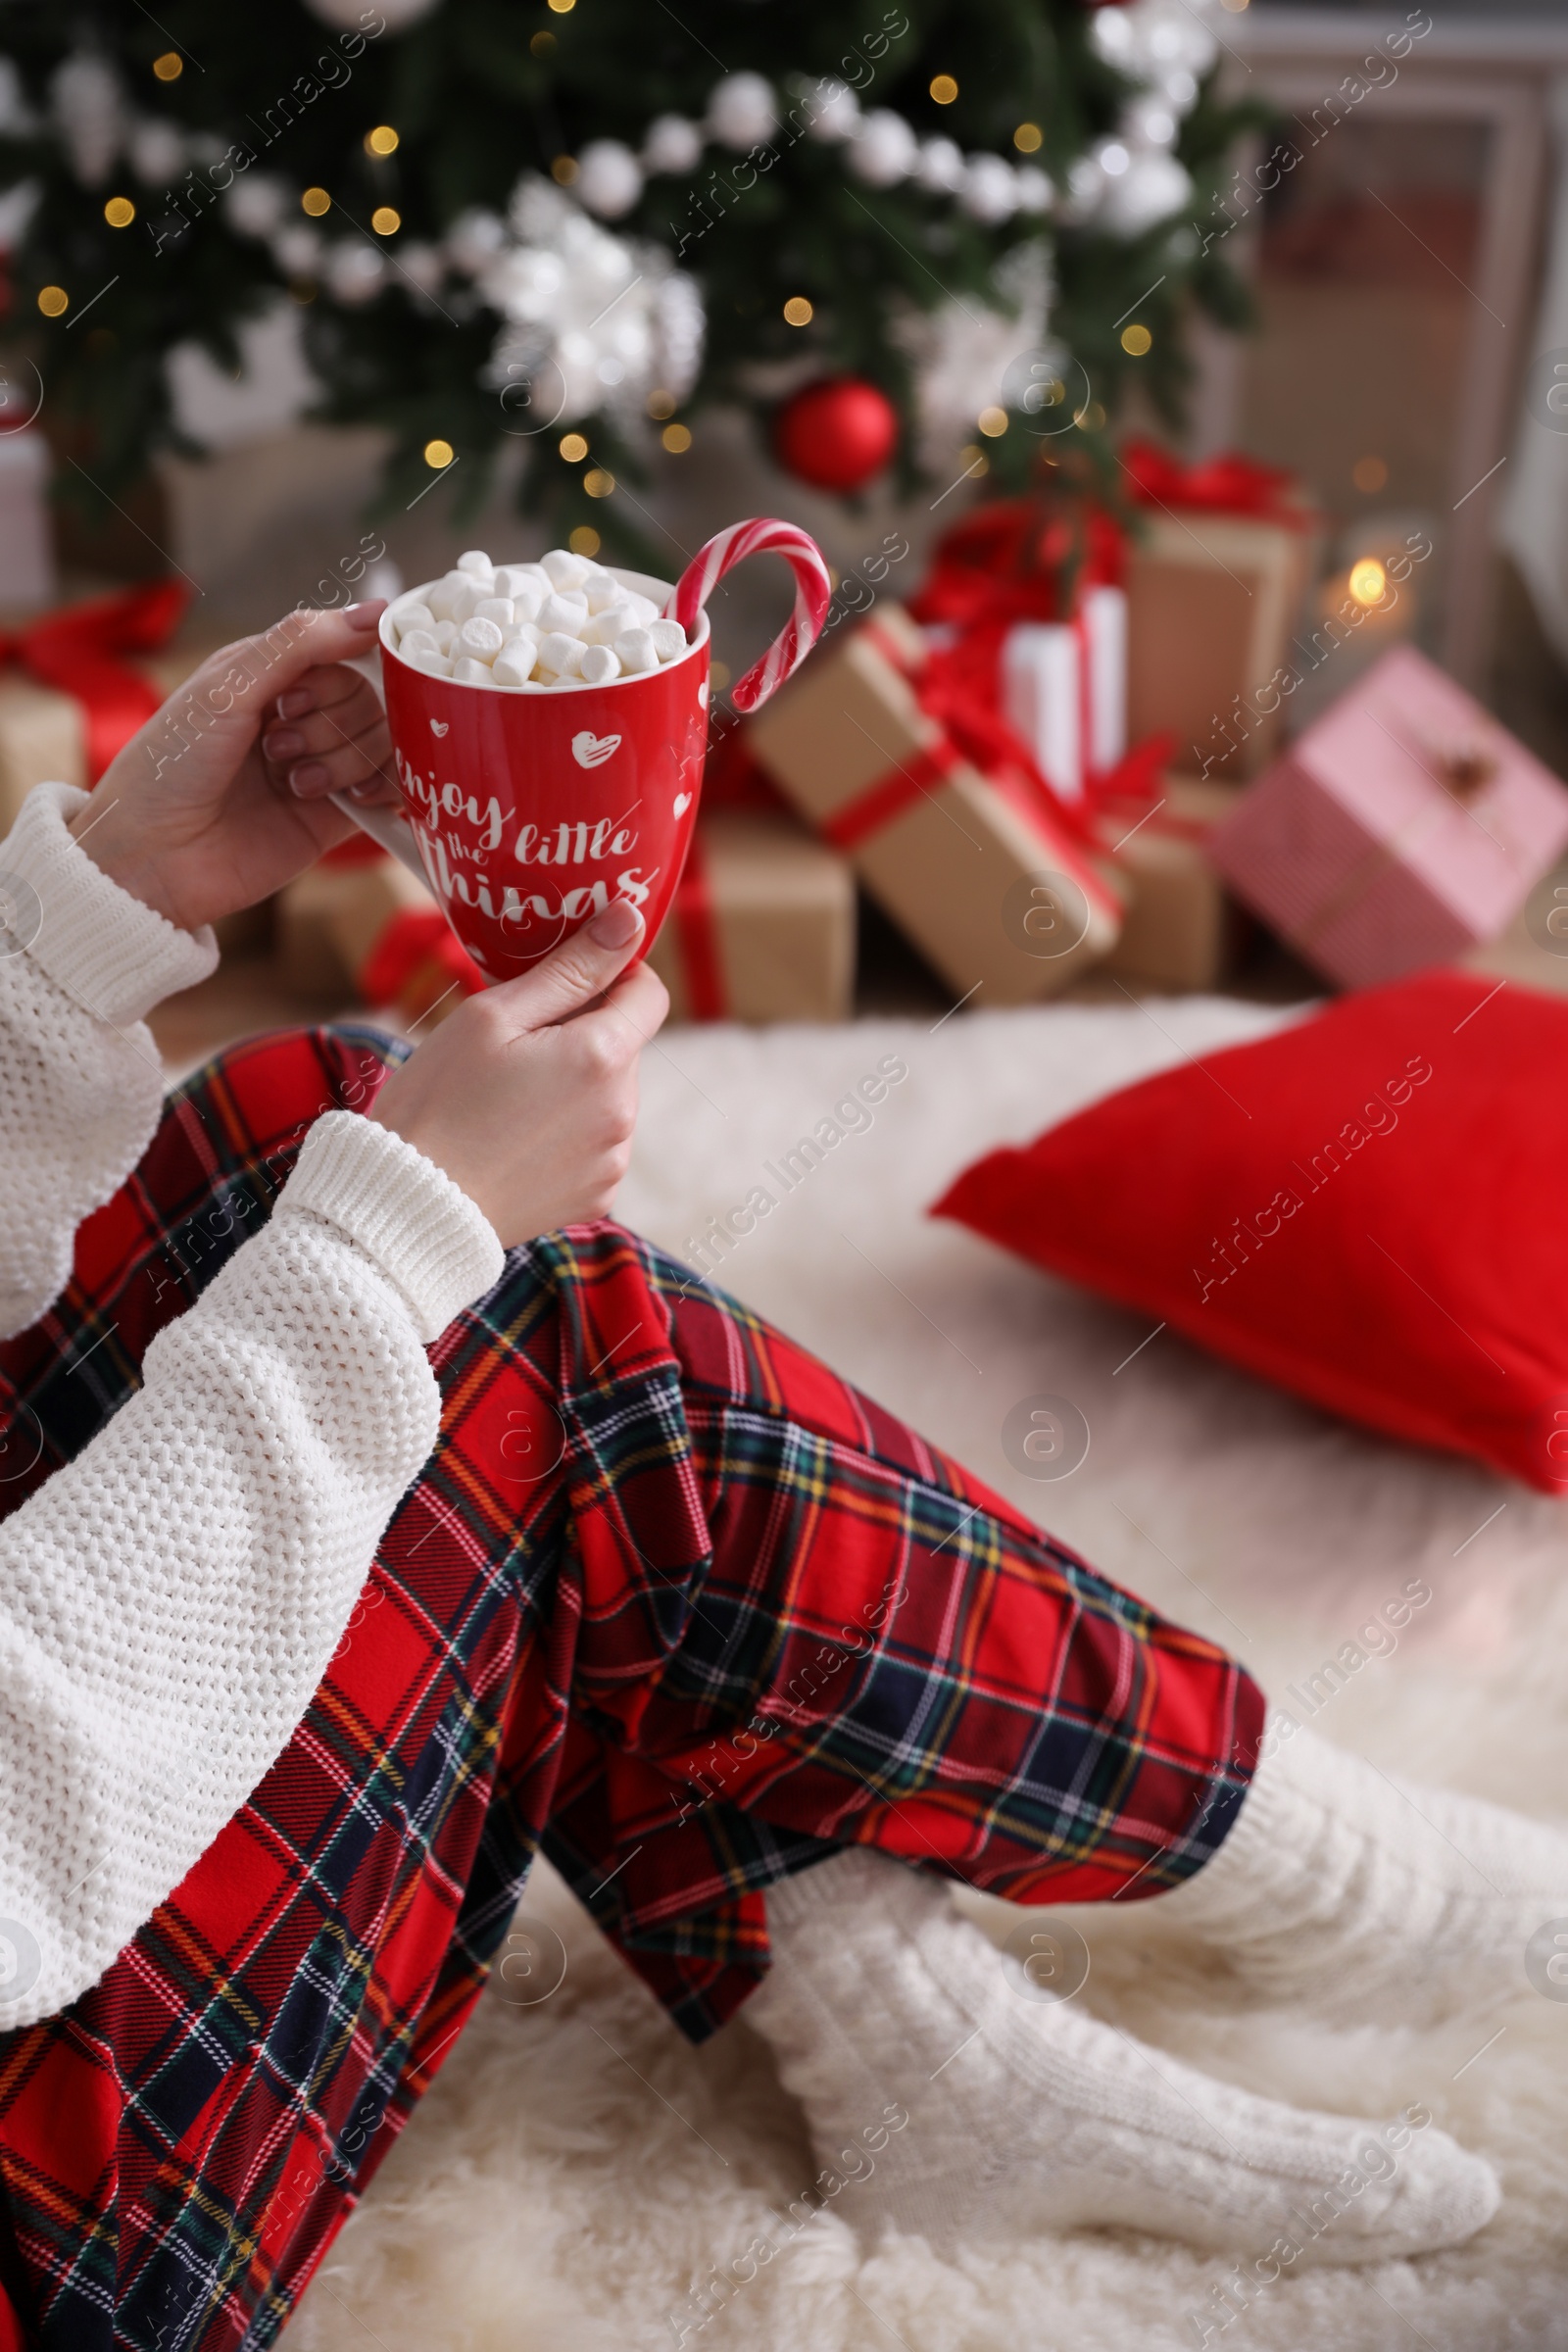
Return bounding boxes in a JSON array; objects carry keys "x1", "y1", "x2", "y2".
[
  {"x1": 1120, "y1": 439, "x2": 1313, "y2": 528},
  {"x1": 910, "y1": 497, "x2": 1127, "y2": 636},
  {"x1": 0, "y1": 580, "x2": 192, "y2": 781}
]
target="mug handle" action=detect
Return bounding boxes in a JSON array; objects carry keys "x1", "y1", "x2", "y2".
[
  {"x1": 664, "y1": 518, "x2": 832, "y2": 712},
  {"x1": 328, "y1": 791, "x2": 433, "y2": 889}
]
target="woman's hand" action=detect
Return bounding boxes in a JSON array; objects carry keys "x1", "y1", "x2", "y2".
[
  {"x1": 370, "y1": 898, "x2": 669, "y2": 1246},
  {"x1": 67, "y1": 604, "x2": 397, "y2": 934}
]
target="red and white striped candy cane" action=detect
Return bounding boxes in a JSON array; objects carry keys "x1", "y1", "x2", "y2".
[{"x1": 665, "y1": 517, "x2": 832, "y2": 713}]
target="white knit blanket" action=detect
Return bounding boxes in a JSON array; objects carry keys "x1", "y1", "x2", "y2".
[{"x1": 293, "y1": 997, "x2": 1568, "y2": 2351}]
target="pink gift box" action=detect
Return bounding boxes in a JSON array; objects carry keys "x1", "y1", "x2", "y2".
[{"x1": 1208, "y1": 646, "x2": 1568, "y2": 988}]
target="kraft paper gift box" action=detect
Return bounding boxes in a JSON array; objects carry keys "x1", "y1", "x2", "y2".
[
  {"x1": 1096, "y1": 775, "x2": 1250, "y2": 993},
  {"x1": 1207, "y1": 645, "x2": 1568, "y2": 991},
  {"x1": 0, "y1": 624, "x2": 237, "y2": 830},
  {"x1": 745, "y1": 605, "x2": 1122, "y2": 1006},
  {"x1": 1126, "y1": 513, "x2": 1318, "y2": 784},
  {"x1": 647, "y1": 809, "x2": 855, "y2": 1023},
  {"x1": 278, "y1": 848, "x2": 484, "y2": 1025}
]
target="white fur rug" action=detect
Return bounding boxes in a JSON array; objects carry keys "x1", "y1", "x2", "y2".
[{"x1": 291, "y1": 997, "x2": 1568, "y2": 2352}]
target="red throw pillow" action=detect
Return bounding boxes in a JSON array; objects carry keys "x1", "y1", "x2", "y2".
[{"x1": 932, "y1": 970, "x2": 1568, "y2": 1491}]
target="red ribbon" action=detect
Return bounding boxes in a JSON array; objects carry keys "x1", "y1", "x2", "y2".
[
  {"x1": 853, "y1": 615, "x2": 1163, "y2": 854},
  {"x1": 670, "y1": 829, "x2": 728, "y2": 1021},
  {"x1": 359, "y1": 903, "x2": 485, "y2": 1015},
  {"x1": 910, "y1": 499, "x2": 1125, "y2": 636},
  {"x1": 817, "y1": 738, "x2": 966, "y2": 852},
  {"x1": 1120, "y1": 439, "x2": 1315, "y2": 528},
  {"x1": 0, "y1": 581, "x2": 192, "y2": 781}
]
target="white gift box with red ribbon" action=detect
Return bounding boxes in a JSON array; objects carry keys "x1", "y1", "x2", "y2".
[{"x1": 1001, "y1": 585, "x2": 1127, "y2": 804}]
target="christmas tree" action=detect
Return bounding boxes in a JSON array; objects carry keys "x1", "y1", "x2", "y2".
[{"x1": 0, "y1": 0, "x2": 1259, "y2": 559}]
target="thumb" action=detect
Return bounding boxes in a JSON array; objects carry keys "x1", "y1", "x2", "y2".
[{"x1": 490, "y1": 898, "x2": 647, "y2": 1030}]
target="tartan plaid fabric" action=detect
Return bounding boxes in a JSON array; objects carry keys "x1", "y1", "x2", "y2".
[{"x1": 0, "y1": 1028, "x2": 1264, "y2": 2350}]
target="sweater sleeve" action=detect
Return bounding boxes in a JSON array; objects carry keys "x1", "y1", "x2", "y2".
[
  {"x1": 0, "y1": 780, "x2": 220, "y2": 1340},
  {"x1": 0, "y1": 1108, "x2": 505, "y2": 2030}
]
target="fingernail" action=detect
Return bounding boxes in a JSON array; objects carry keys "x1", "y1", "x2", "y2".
[
  {"x1": 276, "y1": 688, "x2": 315, "y2": 719},
  {"x1": 289, "y1": 760, "x2": 331, "y2": 796},
  {"x1": 264, "y1": 727, "x2": 305, "y2": 759},
  {"x1": 589, "y1": 899, "x2": 642, "y2": 948},
  {"x1": 345, "y1": 600, "x2": 387, "y2": 627}
]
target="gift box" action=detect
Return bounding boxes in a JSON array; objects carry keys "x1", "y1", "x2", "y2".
[
  {"x1": 647, "y1": 809, "x2": 855, "y2": 1023},
  {"x1": 1096, "y1": 775, "x2": 1251, "y2": 993},
  {"x1": 1208, "y1": 645, "x2": 1568, "y2": 991},
  {"x1": 1002, "y1": 585, "x2": 1127, "y2": 803},
  {"x1": 278, "y1": 844, "x2": 485, "y2": 1025},
  {"x1": 746, "y1": 605, "x2": 1122, "y2": 1005},
  {"x1": 0, "y1": 581, "x2": 208, "y2": 827},
  {"x1": 1121, "y1": 443, "x2": 1323, "y2": 785}
]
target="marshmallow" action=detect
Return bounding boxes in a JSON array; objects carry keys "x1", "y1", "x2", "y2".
[
  {"x1": 613, "y1": 626, "x2": 659, "y2": 674},
  {"x1": 536, "y1": 631, "x2": 586, "y2": 677},
  {"x1": 493, "y1": 564, "x2": 548, "y2": 601},
  {"x1": 426, "y1": 571, "x2": 472, "y2": 621},
  {"x1": 540, "y1": 549, "x2": 593, "y2": 592},
  {"x1": 580, "y1": 603, "x2": 636, "y2": 647},
  {"x1": 492, "y1": 643, "x2": 537, "y2": 690},
  {"x1": 582, "y1": 573, "x2": 626, "y2": 614},
  {"x1": 457, "y1": 615, "x2": 506, "y2": 661},
  {"x1": 397, "y1": 550, "x2": 688, "y2": 690},
  {"x1": 500, "y1": 576, "x2": 546, "y2": 623}
]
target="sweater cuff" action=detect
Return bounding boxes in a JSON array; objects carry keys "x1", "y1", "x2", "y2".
[
  {"x1": 280, "y1": 1109, "x2": 505, "y2": 1343},
  {"x1": 2, "y1": 781, "x2": 220, "y2": 1027}
]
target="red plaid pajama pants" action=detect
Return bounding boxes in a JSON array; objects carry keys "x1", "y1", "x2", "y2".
[{"x1": 0, "y1": 1027, "x2": 1264, "y2": 2350}]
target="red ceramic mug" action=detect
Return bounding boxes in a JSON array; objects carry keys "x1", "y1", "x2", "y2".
[{"x1": 372, "y1": 519, "x2": 831, "y2": 980}]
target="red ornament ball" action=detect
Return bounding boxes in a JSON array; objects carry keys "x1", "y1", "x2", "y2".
[{"x1": 771, "y1": 376, "x2": 899, "y2": 493}]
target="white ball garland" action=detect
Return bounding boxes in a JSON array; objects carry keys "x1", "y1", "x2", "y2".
[
  {"x1": 850, "y1": 110, "x2": 919, "y2": 188},
  {"x1": 642, "y1": 114, "x2": 703, "y2": 175},
  {"x1": 916, "y1": 136, "x2": 965, "y2": 195},
  {"x1": 301, "y1": 0, "x2": 442, "y2": 26},
  {"x1": 575, "y1": 137, "x2": 644, "y2": 220},
  {"x1": 961, "y1": 154, "x2": 1019, "y2": 225},
  {"x1": 806, "y1": 79, "x2": 861, "y2": 144},
  {"x1": 706, "y1": 72, "x2": 776, "y2": 151}
]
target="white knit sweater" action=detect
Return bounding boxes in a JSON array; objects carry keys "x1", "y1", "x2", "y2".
[{"x1": 0, "y1": 783, "x2": 504, "y2": 2030}]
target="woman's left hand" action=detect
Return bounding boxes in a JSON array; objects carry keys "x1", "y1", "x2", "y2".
[{"x1": 67, "y1": 602, "x2": 400, "y2": 934}]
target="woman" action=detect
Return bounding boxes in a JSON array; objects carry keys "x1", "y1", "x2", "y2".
[{"x1": 0, "y1": 601, "x2": 1555, "y2": 2348}]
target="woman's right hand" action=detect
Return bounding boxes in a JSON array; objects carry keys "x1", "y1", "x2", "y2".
[{"x1": 370, "y1": 898, "x2": 668, "y2": 1247}]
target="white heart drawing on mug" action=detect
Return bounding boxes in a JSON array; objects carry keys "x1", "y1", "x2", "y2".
[
  {"x1": 673, "y1": 792, "x2": 692, "y2": 817},
  {"x1": 429, "y1": 719, "x2": 449, "y2": 738},
  {"x1": 571, "y1": 730, "x2": 622, "y2": 769}
]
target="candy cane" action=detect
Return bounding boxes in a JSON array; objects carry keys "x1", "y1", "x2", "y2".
[{"x1": 666, "y1": 517, "x2": 832, "y2": 713}]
